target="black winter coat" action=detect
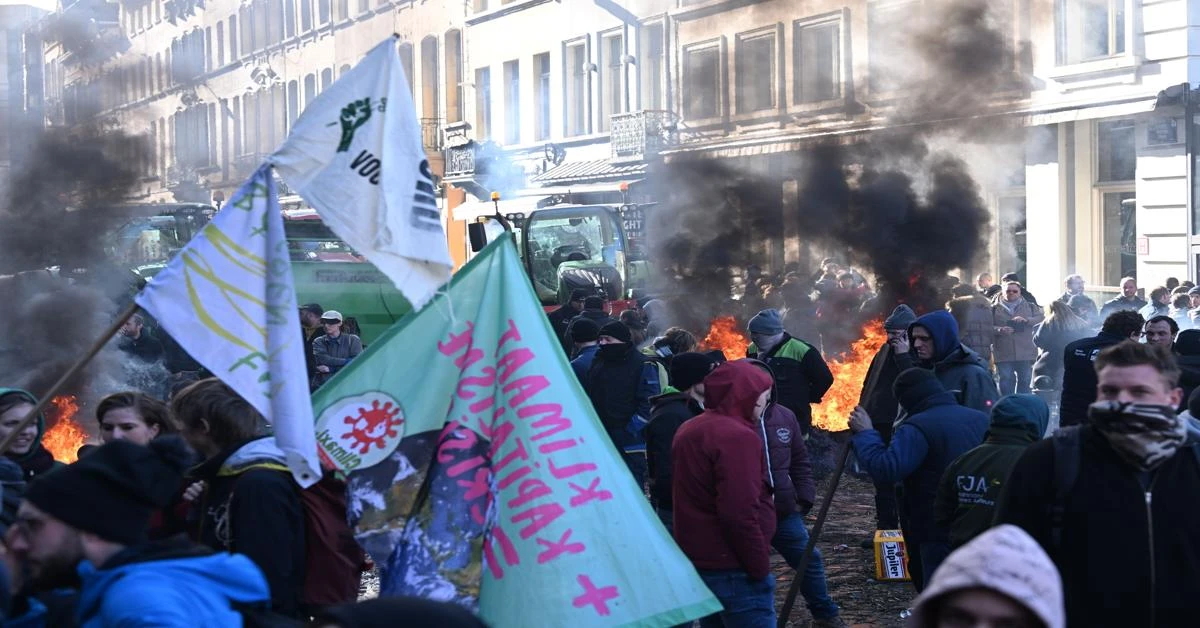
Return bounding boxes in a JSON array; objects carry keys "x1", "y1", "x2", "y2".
[
  {"x1": 585, "y1": 344, "x2": 656, "y2": 450},
  {"x1": 547, "y1": 304, "x2": 580, "y2": 353},
  {"x1": 763, "y1": 403, "x2": 816, "y2": 517},
  {"x1": 188, "y1": 439, "x2": 306, "y2": 617},
  {"x1": 1059, "y1": 331, "x2": 1127, "y2": 427},
  {"x1": 1032, "y1": 322, "x2": 1091, "y2": 390},
  {"x1": 746, "y1": 335, "x2": 833, "y2": 432},
  {"x1": 995, "y1": 426, "x2": 1200, "y2": 628},
  {"x1": 859, "y1": 344, "x2": 909, "y2": 440},
  {"x1": 645, "y1": 391, "x2": 702, "y2": 510}
]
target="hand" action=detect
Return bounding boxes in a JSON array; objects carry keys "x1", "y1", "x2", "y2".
[
  {"x1": 337, "y1": 99, "x2": 373, "y2": 152},
  {"x1": 999, "y1": 326, "x2": 1015, "y2": 335},
  {"x1": 1011, "y1": 316, "x2": 1027, "y2": 324},
  {"x1": 183, "y1": 481, "x2": 206, "y2": 502},
  {"x1": 317, "y1": 365, "x2": 331, "y2": 373},
  {"x1": 849, "y1": 406, "x2": 873, "y2": 433},
  {"x1": 890, "y1": 335, "x2": 910, "y2": 354}
]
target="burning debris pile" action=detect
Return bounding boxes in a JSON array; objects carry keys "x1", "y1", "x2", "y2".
[
  {"x1": 45, "y1": 395, "x2": 87, "y2": 463},
  {"x1": 811, "y1": 321, "x2": 887, "y2": 433},
  {"x1": 701, "y1": 317, "x2": 749, "y2": 361}
]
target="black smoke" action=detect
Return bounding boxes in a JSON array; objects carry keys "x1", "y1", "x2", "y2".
[{"x1": 648, "y1": 0, "x2": 1025, "y2": 324}]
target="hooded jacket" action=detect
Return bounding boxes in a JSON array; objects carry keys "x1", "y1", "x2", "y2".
[
  {"x1": 907, "y1": 524, "x2": 1064, "y2": 628},
  {"x1": 948, "y1": 294, "x2": 995, "y2": 365},
  {"x1": 995, "y1": 424, "x2": 1200, "y2": 627},
  {"x1": 76, "y1": 537, "x2": 270, "y2": 627},
  {"x1": 0, "y1": 388, "x2": 62, "y2": 479},
  {"x1": 188, "y1": 437, "x2": 305, "y2": 617},
  {"x1": 852, "y1": 375, "x2": 988, "y2": 544},
  {"x1": 933, "y1": 394, "x2": 1049, "y2": 549},
  {"x1": 746, "y1": 333, "x2": 833, "y2": 431},
  {"x1": 763, "y1": 401, "x2": 816, "y2": 517},
  {"x1": 645, "y1": 390, "x2": 702, "y2": 511},
  {"x1": 907, "y1": 311, "x2": 1000, "y2": 414},
  {"x1": 671, "y1": 361, "x2": 776, "y2": 580}
]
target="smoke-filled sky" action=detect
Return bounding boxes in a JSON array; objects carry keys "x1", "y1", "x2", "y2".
[{"x1": 648, "y1": 0, "x2": 1024, "y2": 323}]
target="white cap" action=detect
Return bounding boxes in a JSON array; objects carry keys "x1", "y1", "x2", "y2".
[{"x1": 320, "y1": 310, "x2": 343, "y2": 322}]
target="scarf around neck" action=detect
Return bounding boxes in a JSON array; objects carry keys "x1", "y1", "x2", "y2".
[{"x1": 1087, "y1": 400, "x2": 1187, "y2": 472}]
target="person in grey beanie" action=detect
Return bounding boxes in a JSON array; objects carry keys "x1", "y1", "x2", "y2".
[
  {"x1": 746, "y1": 308, "x2": 833, "y2": 434},
  {"x1": 856, "y1": 304, "x2": 919, "y2": 541}
]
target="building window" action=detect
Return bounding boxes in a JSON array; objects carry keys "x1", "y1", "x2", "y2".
[
  {"x1": 534, "y1": 52, "x2": 550, "y2": 140},
  {"x1": 472, "y1": 0, "x2": 486, "y2": 11},
  {"x1": 303, "y1": 74, "x2": 315, "y2": 105},
  {"x1": 336, "y1": 0, "x2": 348, "y2": 21},
  {"x1": 175, "y1": 106, "x2": 212, "y2": 168},
  {"x1": 683, "y1": 43, "x2": 720, "y2": 120},
  {"x1": 565, "y1": 40, "x2": 588, "y2": 136},
  {"x1": 358, "y1": 0, "x2": 368, "y2": 13},
  {"x1": 736, "y1": 31, "x2": 775, "y2": 113},
  {"x1": 321, "y1": 68, "x2": 332, "y2": 90},
  {"x1": 503, "y1": 59, "x2": 520, "y2": 144},
  {"x1": 599, "y1": 32, "x2": 622, "y2": 131},
  {"x1": 1057, "y1": 0, "x2": 1125, "y2": 65},
  {"x1": 216, "y1": 22, "x2": 225, "y2": 66},
  {"x1": 420, "y1": 36, "x2": 439, "y2": 120},
  {"x1": 642, "y1": 22, "x2": 664, "y2": 110},
  {"x1": 301, "y1": 0, "x2": 312, "y2": 32},
  {"x1": 795, "y1": 18, "x2": 841, "y2": 103},
  {"x1": 239, "y1": 6, "x2": 253, "y2": 55},
  {"x1": 285, "y1": 0, "x2": 296, "y2": 37},
  {"x1": 229, "y1": 16, "x2": 238, "y2": 59},
  {"x1": 1102, "y1": 190, "x2": 1136, "y2": 286},
  {"x1": 868, "y1": 1, "x2": 912, "y2": 94},
  {"x1": 445, "y1": 30, "x2": 463, "y2": 123},
  {"x1": 286, "y1": 80, "x2": 299, "y2": 131},
  {"x1": 475, "y1": 66, "x2": 491, "y2": 140},
  {"x1": 318, "y1": 0, "x2": 330, "y2": 24},
  {"x1": 399, "y1": 42, "x2": 415, "y2": 98},
  {"x1": 1097, "y1": 119, "x2": 1135, "y2": 182}
]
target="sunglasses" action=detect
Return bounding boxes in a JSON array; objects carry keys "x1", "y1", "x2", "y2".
[{"x1": 320, "y1": 319, "x2": 341, "y2": 325}]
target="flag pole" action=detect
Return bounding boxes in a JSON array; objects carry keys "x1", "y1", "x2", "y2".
[
  {"x1": 777, "y1": 438, "x2": 852, "y2": 628},
  {"x1": 0, "y1": 300, "x2": 140, "y2": 455}
]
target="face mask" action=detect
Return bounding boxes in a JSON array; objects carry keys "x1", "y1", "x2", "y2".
[
  {"x1": 597, "y1": 343, "x2": 631, "y2": 360},
  {"x1": 1087, "y1": 400, "x2": 1187, "y2": 472}
]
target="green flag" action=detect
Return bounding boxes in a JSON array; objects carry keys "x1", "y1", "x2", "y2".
[{"x1": 313, "y1": 234, "x2": 720, "y2": 626}]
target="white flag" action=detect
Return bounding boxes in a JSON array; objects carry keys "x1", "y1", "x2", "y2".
[
  {"x1": 270, "y1": 36, "x2": 452, "y2": 310},
  {"x1": 136, "y1": 165, "x2": 321, "y2": 487}
]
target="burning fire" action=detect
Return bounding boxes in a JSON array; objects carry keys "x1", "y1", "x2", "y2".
[
  {"x1": 44, "y1": 396, "x2": 88, "y2": 464},
  {"x1": 702, "y1": 316, "x2": 749, "y2": 360},
  {"x1": 811, "y1": 320, "x2": 888, "y2": 432}
]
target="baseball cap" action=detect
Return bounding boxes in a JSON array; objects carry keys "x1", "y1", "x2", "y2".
[{"x1": 320, "y1": 310, "x2": 344, "y2": 323}]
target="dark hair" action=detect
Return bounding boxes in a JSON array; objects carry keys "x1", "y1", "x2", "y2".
[
  {"x1": 0, "y1": 391, "x2": 35, "y2": 417},
  {"x1": 1167, "y1": 277, "x2": 1181, "y2": 290},
  {"x1": 1045, "y1": 300, "x2": 1090, "y2": 333},
  {"x1": 1101, "y1": 310, "x2": 1146, "y2": 338},
  {"x1": 1173, "y1": 293, "x2": 1192, "y2": 309},
  {"x1": 1150, "y1": 286, "x2": 1170, "y2": 302},
  {"x1": 170, "y1": 378, "x2": 265, "y2": 448},
  {"x1": 1095, "y1": 341, "x2": 1180, "y2": 387},
  {"x1": 95, "y1": 392, "x2": 176, "y2": 436},
  {"x1": 1146, "y1": 315, "x2": 1179, "y2": 336},
  {"x1": 1000, "y1": 272, "x2": 1019, "y2": 283}
]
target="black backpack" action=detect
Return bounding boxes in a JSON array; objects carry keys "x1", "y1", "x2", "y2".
[{"x1": 1049, "y1": 425, "x2": 1200, "y2": 550}]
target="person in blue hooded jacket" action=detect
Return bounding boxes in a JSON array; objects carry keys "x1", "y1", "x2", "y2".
[
  {"x1": 907, "y1": 310, "x2": 1000, "y2": 414},
  {"x1": 849, "y1": 368, "x2": 988, "y2": 592},
  {"x1": 15, "y1": 436, "x2": 271, "y2": 627},
  {"x1": 932, "y1": 394, "x2": 1050, "y2": 549}
]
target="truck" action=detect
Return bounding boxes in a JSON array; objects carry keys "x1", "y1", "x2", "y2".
[
  {"x1": 107, "y1": 202, "x2": 409, "y2": 344},
  {"x1": 455, "y1": 189, "x2": 653, "y2": 313}
]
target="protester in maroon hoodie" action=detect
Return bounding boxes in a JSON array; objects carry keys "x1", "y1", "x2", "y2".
[{"x1": 672, "y1": 360, "x2": 777, "y2": 628}]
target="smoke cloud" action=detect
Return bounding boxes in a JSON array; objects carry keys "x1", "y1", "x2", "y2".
[{"x1": 648, "y1": 0, "x2": 1026, "y2": 325}]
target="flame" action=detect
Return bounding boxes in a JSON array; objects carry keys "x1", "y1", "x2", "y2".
[
  {"x1": 702, "y1": 316, "x2": 749, "y2": 361},
  {"x1": 811, "y1": 320, "x2": 888, "y2": 432},
  {"x1": 44, "y1": 395, "x2": 88, "y2": 464}
]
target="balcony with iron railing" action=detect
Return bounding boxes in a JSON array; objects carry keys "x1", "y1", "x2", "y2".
[{"x1": 610, "y1": 110, "x2": 679, "y2": 163}]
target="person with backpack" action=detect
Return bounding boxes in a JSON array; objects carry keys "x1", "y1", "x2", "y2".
[
  {"x1": 995, "y1": 341, "x2": 1200, "y2": 627},
  {"x1": 933, "y1": 394, "x2": 1049, "y2": 549},
  {"x1": 849, "y1": 368, "x2": 989, "y2": 591},
  {"x1": 176, "y1": 378, "x2": 361, "y2": 618},
  {"x1": 13, "y1": 436, "x2": 271, "y2": 626},
  {"x1": 583, "y1": 322, "x2": 659, "y2": 489},
  {"x1": 644, "y1": 352, "x2": 717, "y2": 531}
]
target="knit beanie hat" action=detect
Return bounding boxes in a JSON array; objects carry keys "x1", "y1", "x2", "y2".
[
  {"x1": 670, "y1": 352, "x2": 719, "y2": 391},
  {"x1": 748, "y1": 309, "x2": 784, "y2": 335},
  {"x1": 24, "y1": 436, "x2": 192, "y2": 545},
  {"x1": 583, "y1": 296, "x2": 606, "y2": 311},
  {"x1": 599, "y1": 321, "x2": 632, "y2": 344},
  {"x1": 570, "y1": 318, "x2": 600, "y2": 343},
  {"x1": 893, "y1": 367, "x2": 945, "y2": 413},
  {"x1": 884, "y1": 305, "x2": 918, "y2": 331}
]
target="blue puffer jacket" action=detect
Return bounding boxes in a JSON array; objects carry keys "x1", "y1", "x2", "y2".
[
  {"x1": 77, "y1": 540, "x2": 270, "y2": 627},
  {"x1": 853, "y1": 384, "x2": 988, "y2": 544},
  {"x1": 908, "y1": 311, "x2": 1000, "y2": 414}
]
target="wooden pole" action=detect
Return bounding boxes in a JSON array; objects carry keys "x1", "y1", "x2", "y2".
[
  {"x1": 0, "y1": 300, "x2": 140, "y2": 455},
  {"x1": 777, "y1": 439, "x2": 852, "y2": 628}
]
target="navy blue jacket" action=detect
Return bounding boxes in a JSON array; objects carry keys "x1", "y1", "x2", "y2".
[
  {"x1": 852, "y1": 389, "x2": 988, "y2": 544},
  {"x1": 570, "y1": 345, "x2": 599, "y2": 382},
  {"x1": 908, "y1": 311, "x2": 999, "y2": 414},
  {"x1": 1059, "y1": 330, "x2": 1127, "y2": 426}
]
